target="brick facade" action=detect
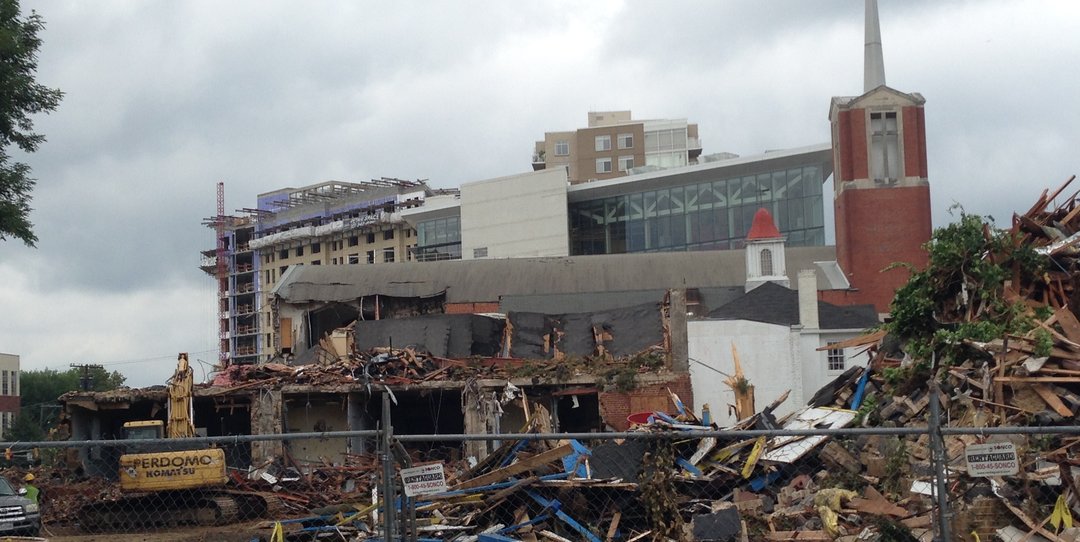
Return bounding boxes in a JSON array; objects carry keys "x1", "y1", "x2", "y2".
[
  {"x1": 902, "y1": 106, "x2": 928, "y2": 178},
  {"x1": 445, "y1": 302, "x2": 501, "y2": 314},
  {"x1": 835, "y1": 109, "x2": 869, "y2": 183},
  {"x1": 833, "y1": 185, "x2": 931, "y2": 313},
  {"x1": 0, "y1": 395, "x2": 19, "y2": 413},
  {"x1": 598, "y1": 373, "x2": 694, "y2": 431}
]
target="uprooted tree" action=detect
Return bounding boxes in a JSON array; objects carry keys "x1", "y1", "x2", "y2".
[
  {"x1": 882, "y1": 181, "x2": 1078, "y2": 390},
  {"x1": 0, "y1": 0, "x2": 63, "y2": 247}
]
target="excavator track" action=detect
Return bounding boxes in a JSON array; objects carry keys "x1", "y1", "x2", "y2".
[{"x1": 78, "y1": 491, "x2": 242, "y2": 532}]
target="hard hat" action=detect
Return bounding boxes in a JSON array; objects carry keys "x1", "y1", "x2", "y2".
[{"x1": 23, "y1": 473, "x2": 33, "y2": 482}]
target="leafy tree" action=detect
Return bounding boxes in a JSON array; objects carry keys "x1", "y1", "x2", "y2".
[
  {"x1": 0, "y1": 0, "x2": 63, "y2": 246},
  {"x1": 4, "y1": 367, "x2": 126, "y2": 440},
  {"x1": 5, "y1": 408, "x2": 43, "y2": 442}
]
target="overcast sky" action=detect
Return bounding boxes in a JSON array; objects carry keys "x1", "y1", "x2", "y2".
[{"x1": 1, "y1": 0, "x2": 1078, "y2": 387}]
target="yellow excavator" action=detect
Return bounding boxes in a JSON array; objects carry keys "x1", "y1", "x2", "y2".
[{"x1": 79, "y1": 354, "x2": 270, "y2": 531}]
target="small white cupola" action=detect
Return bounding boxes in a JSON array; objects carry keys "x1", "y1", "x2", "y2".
[{"x1": 745, "y1": 207, "x2": 788, "y2": 292}]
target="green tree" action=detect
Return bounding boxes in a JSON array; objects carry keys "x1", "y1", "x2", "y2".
[
  {"x1": 5, "y1": 367, "x2": 126, "y2": 440},
  {"x1": 5, "y1": 408, "x2": 43, "y2": 441},
  {"x1": 0, "y1": 0, "x2": 63, "y2": 246}
]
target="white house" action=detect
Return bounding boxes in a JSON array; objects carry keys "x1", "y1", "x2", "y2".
[{"x1": 687, "y1": 209, "x2": 878, "y2": 427}]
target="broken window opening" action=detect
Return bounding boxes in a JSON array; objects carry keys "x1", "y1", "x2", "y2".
[{"x1": 553, "y1": 391, "x2": 602, "y2": 433}]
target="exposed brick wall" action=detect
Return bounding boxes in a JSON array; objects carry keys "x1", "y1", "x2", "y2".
[
  {"x1": 0, "y1": 395, "x2": 20, "y2": 412},
  {"x1": 598, "y1": 373, "x2": 694, "y2": 431},
  {"x1": 833, "y1": 185, "x2": 932, "y2": 313},
  {"x1": 445, "y1": 302, "x2": 500, "y2": 314},
  {"x1": 902, "y1": 106, "x2": 928, "y2": 178}
]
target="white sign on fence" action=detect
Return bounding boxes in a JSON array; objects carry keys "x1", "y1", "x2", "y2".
[
  {"x1": 400, "y1": 462, "x2": 448, "y2": 497},
  {"x1": 964, "y1": 441, "x2": 1019, "y2": 477}
]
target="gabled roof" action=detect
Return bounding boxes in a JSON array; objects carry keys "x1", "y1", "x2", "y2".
[
  {"x1": 829, "y1": 86, "x2": 926, "y2": 118},
  {"x1": 706, "y1": 282, "x2": 878, "y2": 330}
]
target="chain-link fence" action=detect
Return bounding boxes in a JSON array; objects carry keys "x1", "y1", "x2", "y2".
[{"x1": 0, "y1": 396, "x2": 1076, "y2": 541}]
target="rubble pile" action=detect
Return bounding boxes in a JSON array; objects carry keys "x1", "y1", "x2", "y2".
[{"x1": 208, "y1": 345, "x2": 669, "y2": 392}]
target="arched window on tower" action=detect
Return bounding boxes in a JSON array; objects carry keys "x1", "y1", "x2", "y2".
[{"x1": 760, "y1": 248, "x2": 773, "y2": 276}]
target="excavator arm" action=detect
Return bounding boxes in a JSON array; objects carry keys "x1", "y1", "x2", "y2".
[{"x1": 166, "y1": 353, "x2": 196, "y2": 439}]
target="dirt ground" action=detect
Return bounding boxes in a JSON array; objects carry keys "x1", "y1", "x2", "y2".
[{"x1": 41, "y1": 520, "x2": 275, "y2": 542}]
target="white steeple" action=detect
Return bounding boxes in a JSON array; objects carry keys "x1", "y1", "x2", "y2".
[
  {"x1": 864, "y1": 0, "x2": 886, "y2": 92},
  {"x1": 744, "y1": 208, "x2": 788, "y2": 292}
]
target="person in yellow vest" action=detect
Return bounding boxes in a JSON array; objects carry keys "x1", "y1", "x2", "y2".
[{"x1": 22, "y1": 473, "x2": 39, "y2": 505}]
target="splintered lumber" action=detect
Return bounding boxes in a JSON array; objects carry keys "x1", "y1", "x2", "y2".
[
  {"x1": 540, "y1": 530, "x2": 573, "y2": 542},
  {"x1": 605, "y1": 511, "x2": 622, "y2": 542},
  {"x1": 994, "y1": 376, "x2": 1080, "y2": 384},
  {"x1": 1032, "y1": 384, "x2": 1075, "y2": 417},
  {"x1": 483, "y1": 476, "x2": 539, "y2": 509},
  {"x1": 766, "y1": 532, "x2": 832, "y2": 541},
  {"x1": 1054, "y1": 307, "x2": 1080, "y2": 344},
  {"x1": 454, "y1": 444, "x2": 572, "y2": 490},
  {"x1": 726, "y1": 343, "x2": 755, "y2": 420}
]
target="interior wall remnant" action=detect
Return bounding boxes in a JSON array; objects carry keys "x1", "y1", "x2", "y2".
[
  {"x1": 347, "y1": 392, "x2": 370, "y2": 455},
  {"x1": 598, "y1": 373, "x2": 695, "y2": 431},
  {"x1": 668, "y1": 289, "x2": 689, "y2": 372},
  {"x1": 499, "y1": 402, "x2": 528, "y2": 434},
  {"x1": 284, "y1": 393, "x2": 348, "y2": 464},
  {"x1": 358, "y1": 292, "x2": 447, "y2": 320},
  {"x1": 354, "y1": 314, "x2": 504, "y2": 357},
  {"x1": 250, "y1": 389, "x2": 283, "y2": 462},
  {"x1": 508, "y1": 302, "x2": 664, "y2": 359},
  {"x1": 461, "y1": 385, "x2": 487, "y2": 461}
]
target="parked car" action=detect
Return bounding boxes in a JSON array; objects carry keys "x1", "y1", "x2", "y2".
[{"x1": 0, "y1": 476, "x2": 40, "y2": 537}]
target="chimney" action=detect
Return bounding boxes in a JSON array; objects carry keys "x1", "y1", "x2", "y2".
[{"x1": 798, "y1": 269, "x2": 820, "y2": 329}]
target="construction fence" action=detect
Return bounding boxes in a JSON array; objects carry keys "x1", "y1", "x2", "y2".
[{"x1": 1, "y1": 394, "x2": 1079, "y2": 541}]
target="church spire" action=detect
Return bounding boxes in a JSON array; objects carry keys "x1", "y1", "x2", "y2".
[{"x1": 864, "y1": 0, "x2": 886, "y2": 92}]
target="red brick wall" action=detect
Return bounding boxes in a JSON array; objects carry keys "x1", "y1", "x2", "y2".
[
  {"x1": 445, "y1": 302, "x2": 501, "y2": 314},
  {"x1": 598, "y1": 373, "x2": 694, "y2": 431},
  {"x1": 835, "y1": 110, "x2": 868, "y2": 183},
  {"x1": 902, "y1": 106, "x2": 928, "y2": 179},
  {"x1": 0, "y1": 395, "x2": 19, "y2": 413},
  {"x1": 836, "y1": 110, "x2": 854, "y2": 183},
  {"x1": 833, "y1": 185, "x2": 932, "y2": 313}
]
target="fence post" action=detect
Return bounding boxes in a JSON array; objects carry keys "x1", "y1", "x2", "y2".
[
  {"x1": 929, "y1": 380, "x2": 952, "y2": 542},
  {"x1": 381, "y1": 391, "x2": 397, "y2": 541}
]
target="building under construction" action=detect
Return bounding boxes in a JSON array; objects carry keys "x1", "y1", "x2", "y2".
[{"x1": 201, "y1": 179, "x2": 439, "y2": 365}]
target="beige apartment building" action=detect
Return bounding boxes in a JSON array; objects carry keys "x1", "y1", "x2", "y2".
[{"x1": 532, "y1": 111, "x2": 702, "y2": 184}]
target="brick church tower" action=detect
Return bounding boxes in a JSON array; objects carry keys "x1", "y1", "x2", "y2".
[{"x1": 828, "y1": 0, "x2": 932, "y2": 315}]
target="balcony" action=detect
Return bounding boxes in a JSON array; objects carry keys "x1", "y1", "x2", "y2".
[
  {"x1": 688, "y1": 137, "x2": 703, "y2": 161},
  {"x1": 235, "y1": 324, "x2": 258, "y2": 336},
  {"x1": 532, "y1": 152, "x2": 546, "y2": 171}
]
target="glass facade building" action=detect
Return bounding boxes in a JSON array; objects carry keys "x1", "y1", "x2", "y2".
[
  {"x1": 415, "y1": 216, "x2": 462, "y2": 261},
  {"x1": 569, "y1": 162, "x2": 826, "y2": 255}
]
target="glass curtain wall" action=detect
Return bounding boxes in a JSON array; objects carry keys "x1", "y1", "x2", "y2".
[
  {"x1": 415, "y1": 216, "x2": 462, "y2": 261},
  {"x1": 569, "y1": 165, "x2": 825, "y2": 255}
]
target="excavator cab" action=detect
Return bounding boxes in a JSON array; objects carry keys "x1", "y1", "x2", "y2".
[{"x1": 123, "y1": 420, "x2": 164, "y2": 440}]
